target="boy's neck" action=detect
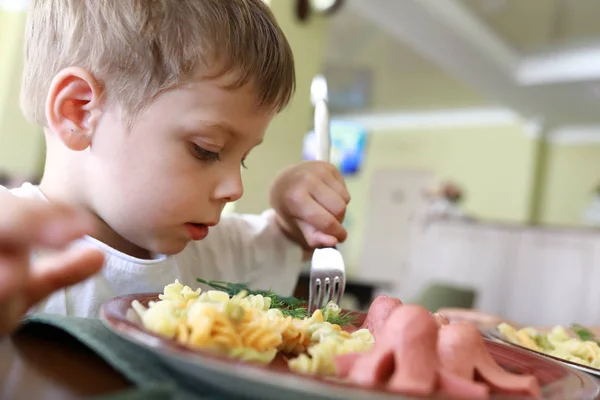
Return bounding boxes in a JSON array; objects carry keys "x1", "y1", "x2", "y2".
[
  {"x1": 38, "y1": 176, "x2": 153, "y2": 260},
  {"x1": 87, "y1": 217, "x2": 153, "y2": 259}
]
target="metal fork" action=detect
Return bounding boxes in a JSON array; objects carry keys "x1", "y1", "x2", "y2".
[{"x1": 307, "y1": 75, "x2": 346, "y2": 313}]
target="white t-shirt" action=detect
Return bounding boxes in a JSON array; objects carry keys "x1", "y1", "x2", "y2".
[{"x1": 9, "y1": 183, "x2": 303, "y2": 318}]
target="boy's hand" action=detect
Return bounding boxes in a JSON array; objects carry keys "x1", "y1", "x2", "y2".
[
  {"x1": 269, "y1": 161, "x2": 350, "y2": 249},
  {"x1": 0, "y1": 192, "x2": 104, "y2": 335}
]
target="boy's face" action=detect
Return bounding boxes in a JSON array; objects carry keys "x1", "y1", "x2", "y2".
[{"x1": 44, "y1": 71, "x2": 273, "y2": 257}]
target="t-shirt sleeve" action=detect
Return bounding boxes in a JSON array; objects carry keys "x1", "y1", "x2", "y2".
[{"x1": 190, "y1": 209, "x2": 304, "y2": 296}]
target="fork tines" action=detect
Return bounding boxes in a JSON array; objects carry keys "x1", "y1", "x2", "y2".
[{"x1": 308, "y1": 248, "x2": 346, "y2": 314}]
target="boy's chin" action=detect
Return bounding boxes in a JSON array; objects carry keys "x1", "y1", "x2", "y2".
[{"x1": 145, "y1": 237, "x2": 194, "y2": 256}]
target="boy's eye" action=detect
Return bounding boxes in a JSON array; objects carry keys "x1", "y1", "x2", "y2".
[{"x1": 191, "y1": 144, "x2": 220, "y2": 162}]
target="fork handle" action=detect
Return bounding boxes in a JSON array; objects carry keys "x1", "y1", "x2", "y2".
[{"x1": 314, "y1": 99, "x2": 330, "y2": 163}]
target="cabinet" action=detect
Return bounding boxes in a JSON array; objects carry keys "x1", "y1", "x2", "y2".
[{"x1": 401, "y1": 221, "x2": 600, "y2": 326}]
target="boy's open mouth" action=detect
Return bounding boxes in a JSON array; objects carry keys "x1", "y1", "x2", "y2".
[{"x1": 185, "y1": 223, "x2": 209, "y2": 240}]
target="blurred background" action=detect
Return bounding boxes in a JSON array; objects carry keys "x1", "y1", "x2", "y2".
[{"x1": 3, "y1": 0, "x2": 600, "y2": 325}]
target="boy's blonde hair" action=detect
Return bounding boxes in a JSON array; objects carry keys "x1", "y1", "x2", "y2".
[{"x1": 21, "y1": 0, "x2": 295, "y2": 126}]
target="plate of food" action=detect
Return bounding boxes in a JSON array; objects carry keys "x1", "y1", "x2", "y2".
[
  {"x1": 485, "y1": 322, "x2": 600, "y2": 378},
  {"x1": 101, "y1": 279, "x2": 600, "y2": 400}
]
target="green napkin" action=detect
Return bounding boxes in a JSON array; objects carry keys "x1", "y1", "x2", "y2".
[{"x1": 19, "y1": 314, "x2": 252, "y2": 400}]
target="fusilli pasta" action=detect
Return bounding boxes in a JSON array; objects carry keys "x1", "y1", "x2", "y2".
[
  {"x1": 498, "y1": 322, "x2": 600, "y2": 368},
  {"x1": 132, "y1": 279, "x2": 375, "y2": 373}
]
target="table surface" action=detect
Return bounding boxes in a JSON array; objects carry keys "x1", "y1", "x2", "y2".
[{"x1": 0, "y1": 324, "x2": 131, "y2": 400}]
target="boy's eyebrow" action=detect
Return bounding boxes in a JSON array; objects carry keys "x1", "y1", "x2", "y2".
[
  {"x1": 203, "y1": 121, "x2": 263, "y2": 145},
  {"x1": 203, "y1": 122, "x2": 243, "y2": 138}
]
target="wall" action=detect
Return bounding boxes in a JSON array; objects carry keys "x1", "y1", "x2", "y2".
[
  {"x1": 539, "y1": 143, "x2": 600, "y2": 226},
  {"x1": 338, "y1": 123, "x2": 600, "y2": 272},
  {"x1": 342, "y1": 122, "x2": 538, "y2": 272},
  {"x1": 235, "y1": 1, "x2": 329, "y2": 213},
  {"x1": 0, "y1": 10, "x2": 44, "y2": 177}
]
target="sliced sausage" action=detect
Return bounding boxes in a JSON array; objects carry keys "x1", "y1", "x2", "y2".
[
  {"x1": 334, "y1": 299, "x2": 539, "y2": 400},
  {"x1": 343, "y1": 305, "x2": 438, "y2": 396},
  {"x1": 437, "y1": 323, "x2": 478, "y2": 380},
  {"x1": 477, "y1": 339, "x2": 541, "y2": 398},
  {"x1": 359, "y1": 295, "x2": 402, "y2": 342},
  {"x1": 437, "y1": 369, "x2": 490, "y2": 399},
  {"x1": 334, "y1": 295, "x2": 401, "y2": 382},
  {"x1": 333, "y1": 352, "x2": 361, "y2": 379},
  {"x1": 347, "y1": 348, "x2": 395, "y2": 387},
  {"x1": 438, "y1": 322, "x2": 541, "y2": 399},
  {"x1": 384, "y1": 305, "x2": 439, "y2": 396},
  {"x1": 359, "y1": 295, "x2": 402, "y2": 328}
]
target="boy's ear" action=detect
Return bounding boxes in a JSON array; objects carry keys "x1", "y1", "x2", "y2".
[{"x1": 45, "y1": 67, "x2": 104, "y2": 151}]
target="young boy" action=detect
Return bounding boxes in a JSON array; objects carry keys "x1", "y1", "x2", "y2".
[{"x1": 0, "y1": 0, "x2": 350, "y2": 335}]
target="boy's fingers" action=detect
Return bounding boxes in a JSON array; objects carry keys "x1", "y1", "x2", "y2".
[
  {"x1": 0, "y1": 295, "x2": 27, "y2": 336},
  {"x1": 26, "y1": 248, "x2": 104, "y2": 306},
  {"x1": 311, "y1": 232, "x2": 338, "y2": 248},
  {"x1": 310, "y1": 184, "x2": 347, "y2": 223},
  {"x1": 0, "y1": 251, "x2": 29, "y2": 303},
  {"x1": 0, "y1": 196, "x2": 95, "y2": 248},
  {"x1": 297, "y1": 201, "x2": 347, "y2": 244},
  {"x1": 323, "y1": 172, "x2": 351, "y2": 205},
  {"x1": 297, "y1": 220, "x2": 340, "y2": 249}
]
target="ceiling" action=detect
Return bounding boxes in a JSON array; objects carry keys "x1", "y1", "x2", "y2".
[
  {"x1": 335, "y1": 0, "x2": 600, "y2": 130},
  {"x1": 322, "y1": 6, "x2": 491, "y2": 114},
  {"x1": 461, "y1": 0, "x2": 600, "y2": 54}
]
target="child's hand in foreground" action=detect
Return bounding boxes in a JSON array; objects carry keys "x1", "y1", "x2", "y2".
[
  {"x1": 0, "y1": 191, "x2": 104, "y2": 335},
  {"x1": 269, "y1": 161, "x2": 350, "y2": 250}
]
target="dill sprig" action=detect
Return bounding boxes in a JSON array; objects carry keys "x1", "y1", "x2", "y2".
[
  {"x1": 572, "y1": 324, "x2": 600, "y2": 345},
  {"x1": 196, "y1": 278, "x2": 357, "y2": 326},
  {"x1": 324, "y1": 307, "x2": 357, "y2": 326}
]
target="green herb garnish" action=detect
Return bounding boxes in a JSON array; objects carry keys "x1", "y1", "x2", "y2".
[
  {"x1": 196, "y1": 278, "x2": 357, "y2": 326},
  {"x1": 572, "y1": 324, "x2": 600, "y2": 344}
]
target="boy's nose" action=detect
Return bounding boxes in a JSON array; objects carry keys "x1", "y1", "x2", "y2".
[{"x1": 212, "y1": 168, "x2": 244, "y2": 203}]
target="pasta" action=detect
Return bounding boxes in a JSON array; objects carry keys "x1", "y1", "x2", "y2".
[
  {"x1": 275, "y1": 316, "x2": 311, "y2": 355},
  {"x1": 240, "y1": 294, "x2": 272, "y2": 311},
  {"x1": 498, "y1": 323, "x2": 600, "y2": 368},
  {"x1": 287, "y1": 329, "x2": 374, "y2": 375},
  {"x1": 131, "y1": 279, "x2": 375, "y2": 375}
]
